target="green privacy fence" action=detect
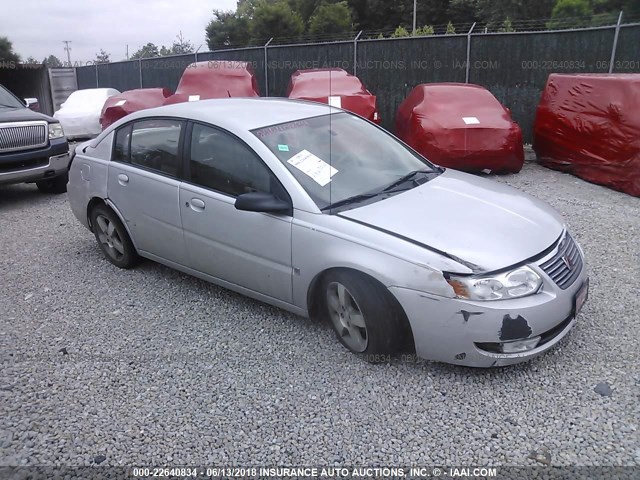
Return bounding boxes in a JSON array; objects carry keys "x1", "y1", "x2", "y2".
[{"x1": 75, "y1": 22, "x2": 640, "y2": 142}]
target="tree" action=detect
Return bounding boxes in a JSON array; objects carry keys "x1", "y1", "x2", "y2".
[
  {"x1": 391, "y1": 25, "x2": 410, "y2": 37},
  {"x1": 250, "y1": 1, "x2": 304, "y2": 43},
  {"x1": 499, "y1": 16, "x2": 515, "y2": 31},
  {"x1": 206, "y1": 9, "x2": 251, "y2": 48},
  {"x1": 43, "y1": 55, "x2": 63, "y2": 67},
  {"x1": 474, "y1": 0, "x2": 556, "y2": 26},
  {"x1": 131, "y1": 43, "x2": 160, "y2": 59},
  {"x1": 0, "y1": 36, "x2": 20, "y2": 62},
  {"x1": 415, "y1": 25, "x2": 435, "y2": 35},
  {"x1": 308, "y1": 1, "x2": 353, "y2": 35},
  {"x1": 26, "y1": 56, "x2": 39, "y2": 64},
  {"x1": 95, "y1": 49, "x2": 111, "y2": 64},
  {"x1": 548, "y1": 0, "x2": 593, "y2": 28},
  {"x1": 168, "y1": 31, "x2": 194, "y2": 54},
  {"x1": 288, "y1": 0, "x2": 321, "y2": 26},
  {"x1": 446, "y1": 20, "x2": 456, "y2": 33}
]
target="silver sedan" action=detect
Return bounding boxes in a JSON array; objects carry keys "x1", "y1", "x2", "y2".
[{"x1": 67, "y1": 98, "x2": 589, "y2": 367}]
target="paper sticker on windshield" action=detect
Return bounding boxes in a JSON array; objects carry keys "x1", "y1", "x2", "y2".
[
  {"x1": 278, "y1": 144, "x2": 290, "y2": 152},
  {"x1": 115, "y1": 99, "x2": 126, "y2": 107},
  {"x1": 287, "y1": 150, "x2": 338, "y2": 187},
  {"x1": 188, "y1": 95, "x2": 200, "y2": 102},
  {"x1": 463, "y1": 116, "x2": 480, "y2": 125},
  {"x1": 328, "y1": 96, "x2": 342, "y2": 108}
]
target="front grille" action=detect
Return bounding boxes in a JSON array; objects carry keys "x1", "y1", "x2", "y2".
[
  {"x1": 0, "y1": 121, "x2": 48, "y2": 153},
  {"x1": 540, "y1": 233, "x2": 583, "y2": 289}
]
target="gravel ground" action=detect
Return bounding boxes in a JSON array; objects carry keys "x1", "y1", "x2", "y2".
[{"x1": 1, "y1": 162, "x2": 638, "y2": 467}]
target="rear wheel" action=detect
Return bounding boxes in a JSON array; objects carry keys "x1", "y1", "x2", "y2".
[
  {"x1": 90, "y1": 204, "x2": 139, "y2": 269},
  {"x1": 36, "y1": 172, "x2": 68, "y2": 194},
  {"x1": 321, "y1": 270, "x2": 408, "y2": 361}
]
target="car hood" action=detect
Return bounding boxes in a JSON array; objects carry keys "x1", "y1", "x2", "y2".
[
  {"x1": 0, "y1": 105, "x2": 56, "y2": 123},
  {"x1": 339, "y1": 169, "x2": 564, "y2": 272}
]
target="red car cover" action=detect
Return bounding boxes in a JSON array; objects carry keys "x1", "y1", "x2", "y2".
[
  {"x1": 534, "y1": 74, "x2": 640, "y2": 197},
  {"x1": 287, "y1": 68, "x2": 379, "y2": 123},
  {"x1": 163, "y1": 61, "x2": 260, "y2": 105},
  {"x1": 100, "y1": 88, "x2": 172, "y2": 130},
  {"x1": 396, "y1": 83, "x2": 524, "y2": 174}
]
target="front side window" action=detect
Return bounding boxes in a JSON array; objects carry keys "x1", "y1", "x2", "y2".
[
  {"x1": 253, "y1": 113, "x2": 440, "y2": 211},
  {"x1": 129, "y1": 119, "x2": 183, "y2": 177},
  {"x1": 189, "y1": 123, "x2": 280, "y2": 198}
]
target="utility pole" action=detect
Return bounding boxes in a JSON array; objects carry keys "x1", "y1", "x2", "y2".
[
  {"x1": 126, "y1": 44, "x2": 129, "y2": 60},
  {"x1": 62, "y1": 40, "x2": 72, "y2": 66},
  {"x1": 413, "y1": 0, "x2": 417, "y2": 34}
]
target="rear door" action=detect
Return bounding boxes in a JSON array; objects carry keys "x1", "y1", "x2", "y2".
[
  {"x1": 107, "y1": 118, "x2": 188, "y2": 266},
  {"x1": 179, "y1": 122, "x2": 293, "y2": 302}
]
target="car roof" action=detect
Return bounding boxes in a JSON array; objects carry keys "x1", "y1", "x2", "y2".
[{"x1": 125, "y1": 97, "x2": 338, "y2": 131}]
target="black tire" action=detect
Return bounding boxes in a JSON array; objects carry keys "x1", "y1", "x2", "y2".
[
  {"x1": 36, "y1": 172, "x2": 68, "y2": 194},
  {"x1": 89, "y1": 204, "x2": 139, "y2": 269},
  {"x1": 320, "y1": 270, "x2": 409, "y2": 362}
]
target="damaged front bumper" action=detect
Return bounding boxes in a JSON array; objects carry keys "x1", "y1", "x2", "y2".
[{"x1": 390, "y1": 253, "x2": 589, "y2": 368}]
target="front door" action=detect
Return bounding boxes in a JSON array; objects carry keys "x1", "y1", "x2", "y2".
[{"x1": 179, "y1": 122, "x2": 293, "y2": 302}]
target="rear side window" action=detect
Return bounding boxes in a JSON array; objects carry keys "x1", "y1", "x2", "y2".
[
  {"x1": 189, "y1": 123, "x2": 279, "y2": 197},
  {"x1": 129, "y1": 119, "x2": 183, "y2": 177},
  {"x1": 113, "y1": 124, "x2": 131, "y2": 162}
]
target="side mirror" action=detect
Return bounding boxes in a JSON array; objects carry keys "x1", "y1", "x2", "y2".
[{"x1": 235, "y1": 192, "x2": 290, "y2": 214}]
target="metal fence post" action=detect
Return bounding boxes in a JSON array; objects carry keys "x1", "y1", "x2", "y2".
[
  {"x1": 465, "y1": 22, "x2": 476, "y2": 84},
  {"x1": 264, "y1": 38, "x2": 273, "y2": 96},
  {"x1": 139, "y1": 58, "x2": 143, "y2": 88},
  {"x1": 95, "y1": 64, "x2": 99, "y2": 87},
  {"x1": 609, "y1": 11, "x2": 624, "y2": 73},
  {"x1": 353, "y1": 30, "x2": 363, "y2": 76}
]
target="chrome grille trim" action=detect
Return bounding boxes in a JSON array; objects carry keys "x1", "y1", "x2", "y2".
[
  {"x1": 539, "y1": 233, "x2": 583, "y2": 289},
  {"x1": 0, "y1": 121, "x2": 48, "y2": 153}
]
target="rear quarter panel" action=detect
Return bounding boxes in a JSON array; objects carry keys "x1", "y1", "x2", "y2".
[{"x1": 67, "y1": 134, "x2": 112, "y2": 228}]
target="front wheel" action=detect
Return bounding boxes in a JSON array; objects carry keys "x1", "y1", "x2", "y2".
[
  {"x1": 36, "y1": 172, "x2": 68, "y2": 194},
  {"x1": 321, "y1": 270, "x2": 408, "y2": 361},
  {"x1": 90, "y1": 204, "x2": 139, "y2": 269}
]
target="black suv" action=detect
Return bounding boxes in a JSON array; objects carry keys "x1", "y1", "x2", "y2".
[{"x1": 0, "y1": 83, "x2": 70, "y2": 193}]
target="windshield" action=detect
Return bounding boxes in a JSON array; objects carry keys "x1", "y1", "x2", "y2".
[
  {"x1": 253, "y1": 113, "x2": 440, "y2": 211},
  {"x1": 0, "y1": 84, "x2": 25, "y2": 109}
]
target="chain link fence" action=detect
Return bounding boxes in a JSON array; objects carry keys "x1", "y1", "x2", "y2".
[{"x1": 75, "y1": 18, "x2": 640, "y2": 142}]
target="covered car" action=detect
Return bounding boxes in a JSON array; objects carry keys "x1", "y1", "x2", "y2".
[
  {"x1": 163, "y1": 61, "x2": 260, "y2": 105},
  {"x1": 287, "y1": 68, "x2": 379, "y2": 123},
  {"x1": 100, "y1": 88, "x2": 172, "y2": 130},
  {"x1": 396, "y1": 83, "x2": 524, "y2": 174},
  {"x1": 534, "y1": 74, "x2": 640, "y2": 197},
  {"x1": 54, "y1": 88, "x2": 120, "y2": 139}
]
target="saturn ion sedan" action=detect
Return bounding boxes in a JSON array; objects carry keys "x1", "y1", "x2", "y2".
[{"x1": 67, "y1": 98, "x2": 589, "y2": 367}]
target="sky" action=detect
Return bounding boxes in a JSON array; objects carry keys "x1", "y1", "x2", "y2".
[{"x1": 1, "y1": 0, "x2": 237, "y2": 64}]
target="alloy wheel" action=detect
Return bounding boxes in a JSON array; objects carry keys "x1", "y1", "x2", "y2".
[
  {"x1": 95, "y1": 214, "x2": 125, "y2": 261},
  {"x1": 326, "y1": 281, "x2": 368, "y2": 352}
]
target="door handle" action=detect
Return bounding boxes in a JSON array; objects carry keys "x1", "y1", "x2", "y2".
[
  {"x1": 117, "y1": 173, "x2": 129, "y2": 185},
  {"x1": 190, "y1": 198, "x2": 205, "y2": 211}
]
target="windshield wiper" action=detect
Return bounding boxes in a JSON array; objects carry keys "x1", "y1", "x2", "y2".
[
  {"x1": 381, "y1": 169, "x2": 436, "y2": 193},
  {"x1": 321, "y1": 192, "x2": 383, "y2": 211},
  {"x1": 322, "y1": 169, "x2": 439, "y2": 212}
]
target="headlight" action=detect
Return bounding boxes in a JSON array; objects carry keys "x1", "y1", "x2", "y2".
[
  {"x1": 447, "y1": 266, "x2": 542, "y2": 301},
  {"x1": 48, "y1": 123, "x2": 64, "y2": 139}
]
